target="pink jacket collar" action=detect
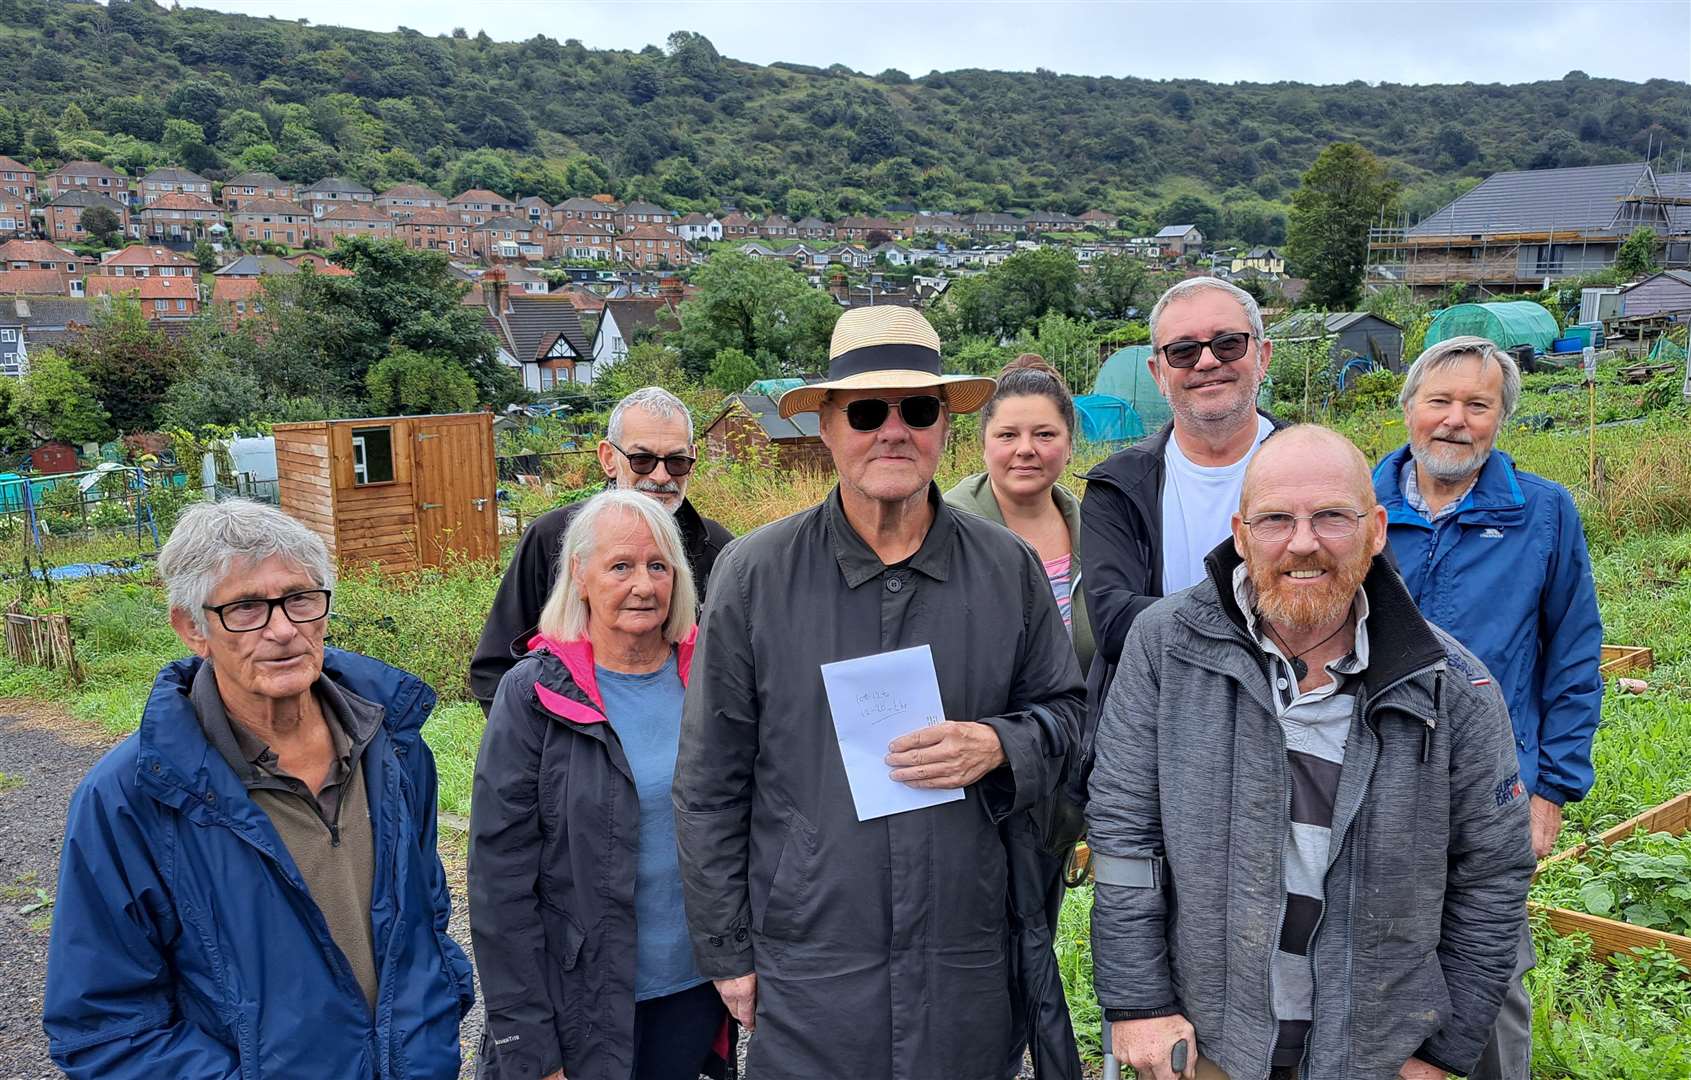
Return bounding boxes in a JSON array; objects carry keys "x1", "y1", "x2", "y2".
[{"x1": 527, "y1": 627, "x2": 697, "y2": 725}]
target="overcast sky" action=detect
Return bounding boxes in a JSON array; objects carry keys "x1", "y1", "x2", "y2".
[{"x1": 182, "y1": 0, "x2": 1691, "y2": 86}]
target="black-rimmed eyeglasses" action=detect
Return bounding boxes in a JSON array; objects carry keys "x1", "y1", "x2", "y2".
[
  {"x1": 1241, "y1": 510, "x2": 1366, "y2": 543},
  {"x1": 610, "y1": 442, "x2": 696, "y2": 476},
  {"x1": 1160, "y1": 332, "x2": 1254, "y2": 369},
  {"x1": 202, "y1": 589, "x2": 332, "y2": 633}
]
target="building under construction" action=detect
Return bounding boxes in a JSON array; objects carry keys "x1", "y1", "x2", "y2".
[{"x1": 1367, "y1": 161, "x2": 1691, "y2": 299}]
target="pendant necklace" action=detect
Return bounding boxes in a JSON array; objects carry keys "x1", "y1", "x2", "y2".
[{"x1": 1265, "y1": 615, "x2": 1353, "y2": 682}]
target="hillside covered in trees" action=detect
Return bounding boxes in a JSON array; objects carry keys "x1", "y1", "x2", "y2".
[{"x1": 0, "y1": 0, "x2": 1687, "y2": 243}]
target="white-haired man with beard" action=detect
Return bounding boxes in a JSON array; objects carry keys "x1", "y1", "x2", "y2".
[
  {"x1": 1373, "y1": 337, "x2": 1603, "y2": 1080},
  {"x1": 1088, "y1": 425, "x2": 1533, "y2": 1080}
]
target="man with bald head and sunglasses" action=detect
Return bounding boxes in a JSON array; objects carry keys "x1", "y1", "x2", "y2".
[
  {"x1": 1079, "y1": 277, "x2": 1285, "y2": 710},
  {"x1": 470, "y1": 385, "x2": 733, "y2": 712}
]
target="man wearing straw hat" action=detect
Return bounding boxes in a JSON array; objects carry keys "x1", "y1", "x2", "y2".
[{"x1": 674, "y1": 306, "x2": 1086, "y2": 1078}]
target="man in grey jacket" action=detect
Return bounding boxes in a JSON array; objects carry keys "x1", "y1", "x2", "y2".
[{"x1": 1087, "y1": 426, "x2": 1533, "y2": 1080}]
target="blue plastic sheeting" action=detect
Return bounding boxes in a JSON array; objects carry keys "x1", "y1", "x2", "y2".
[
  {"x1": 1072, "y1": 394, "x2": 1145, "y2": 443},
  {"x1": 46, "y1": 562, "x2": 145, "y2": 581}
]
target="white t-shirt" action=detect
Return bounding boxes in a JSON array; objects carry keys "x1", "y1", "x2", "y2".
[{"x1": 1160, "y1": 414, "x2": 1274, "y2": 596}]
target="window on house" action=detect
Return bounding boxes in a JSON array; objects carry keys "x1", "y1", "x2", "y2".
[
  {"x1": 176, "y1": 299, "x2": 186, "y2": 311},
  {"x1": 154, "y1": 299, "x2": 166, "y2": 311},
  {"x1": 0, "y1": 329, "x2": 15, "y2": 341},
  {"x1": 351, "y1": 426, "x2": 395, "y2": 485}
]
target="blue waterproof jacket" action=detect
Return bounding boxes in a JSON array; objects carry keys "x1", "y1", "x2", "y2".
[
  {"x1": 1374, "y1": 446, "x2": 1603, "y2": 805},
  {"x1": 43, "y1": 649, "x2": 475, "y2": 1080}
]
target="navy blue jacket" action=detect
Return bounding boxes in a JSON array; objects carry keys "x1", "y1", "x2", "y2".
[
  {"x1": 43, "y1": 649, "x2": 475, "y2": 1079},
  {"x1": 1374, "y1": 446, "x2": 1604, "y2": 804}
]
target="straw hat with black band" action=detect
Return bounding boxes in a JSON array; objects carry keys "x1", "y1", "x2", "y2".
[{"x1": 777, "y1": 307, "x2": 997, "y2": 419}]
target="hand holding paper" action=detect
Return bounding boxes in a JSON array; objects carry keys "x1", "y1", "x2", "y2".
[
  {"x1": 820, "y1": 644, "x2": 966, "y2": 821},
  {"x1": 886, "y1": 722, "x2": 1005, "y2": 789}
]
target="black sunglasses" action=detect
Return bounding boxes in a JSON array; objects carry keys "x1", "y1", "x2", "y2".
[
  {"x1": 610, "y1": 441, "x2": 696, "y2": 476},
  {"x1": 843, "y1": 395, "x2": 945, "y2": 432},
  {"x1": 1161, "y1": 332, "x2": 1254, "y2": 369}
]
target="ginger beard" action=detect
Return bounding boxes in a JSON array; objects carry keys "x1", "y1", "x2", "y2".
[{"x1": 1248, "y1": 517, "x2": 1376, "y2": 634}]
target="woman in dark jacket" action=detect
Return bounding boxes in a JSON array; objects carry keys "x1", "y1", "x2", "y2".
[{"x1": 469, "y1": 489, "x2": 728, "y2": 1080}]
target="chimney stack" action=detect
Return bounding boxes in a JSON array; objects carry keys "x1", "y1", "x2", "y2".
[{"x1": 482, "y1": 267, "x2": 509, "y2": 313}]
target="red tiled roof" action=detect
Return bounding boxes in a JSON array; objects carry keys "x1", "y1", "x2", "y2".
[
  {"x1": 450, "y1": 189, "x2": 511, "y2": 205},
  {"x1": 0, "y1": 156, "x2": 33, "y2": 174},
  {"x1": 622, "y1": 223, "x2": 679, "y2": 240},
  {"x1": 85, "y1": 275, "x2": 198, "y2": 301},
  {"x1": 144, "y1": 192, "x2": 220, "y2": 212},
  {"x1": 319, "y1": 203, "x2": 392, "y2": 223},
  {"x1": 379, "y1": 183, "x2": 446, "y2": 200},
  {"x1": 231, "y1": 198, "x2": 309, "y2": 217},
  {"x1": 99, "y1": 245, "x2": 197, "y2": 268},
  {"x1": 0, "y1": 239, "x2": 79, "y2": 265},
  {"x1": 0, "y1": 269, "x2": 75, "y2": 295},
  {"x1": 51, "y1": 160, "x2": 122, "y2": 179},
  {"x1": 398, "y1": 208, "x2": 467, "y2": 227},
  {"x1": 212, "y1": 277, "x2": 265, "y2": 304}
]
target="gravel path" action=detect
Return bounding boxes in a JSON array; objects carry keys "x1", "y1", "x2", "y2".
[{"x1": 0, "y1": 707, "x2": 118, "y2": 1080}]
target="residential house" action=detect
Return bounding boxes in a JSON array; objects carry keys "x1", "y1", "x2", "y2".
[
  {"x1": 870, "y1": 241, "x2": 912, "y2": 267},
  {"x1": 1022, "y1": 211, "x2": 1085, "y2": 233},
  {"x1": 86, "y1": 273, "x2": 201, "y2": 321},
  {"x1": 718, "y1": 210, "x2": 758, "y2": 239},
  {"x1": 96, "y1": 245, "x2": 200, "y2": 279},
  {"x1": 42, "y1": 194, "x2": 131, "y2": 246},
  {"x1": 0, "y1": 296, "x2": 93, "y2": 377},
  {"x1": 825, "y1": 244, "x2": 873, "y2": 270},
  {"x1": 1154, "y1": 224, "x2": 1205, "y2": 257},
  {"x1": 376, "y1": 183, "x2": 449, "y2": 218},
  {"x1": 480, "y1": 270, "x2": 596, "y2": 389},
  {"x1": 1231, "y1": 246, "x2": 1285, "y2": 274},
  {"x1": 0, "y1": 155, "x2": 36, "y2": 200},
  {"x1": 450, "y1": 188, "x2": 517, "y2": 225},
  {"x1": 554, "y1": 219, "x2": 615, "y2": 262},
  {"x1": 1, "y1": 238, "x2": 83, "y2": 280},
  {"x1": 285, "y1": 252, "x2": 354, "y2": 276},
  {"x1": 1079, "y1": 209, "x2": 1118, "y2": 229},
  {"x1": 591, "y1": 296, "x2": 680, "y2": 372},
  {"x1": 1366, "y1": 162, "x2": 1691, "y2": 297},
  {"x1": 964, "y1": 212, "x2": 1021, "y2": 236},
  {"x1": 140, "y1": 167, "x2": 212, "y2": 205},
  {"x1": 758, "y1": 215, "x2": 797, "y2": 239},
  {"x1": 216, "y1": 254, "x2": 300, "y2": 278},
  {"x1": 795, "y1": 216, "x2": 835, "y2": 240},
  {"x1": 910, "y1": 212, "x2": 969, "y2": 237},
  {"x1": 471, "y1": 216, "x2": 547, "y2": 262},
  {"x1": 300, "y1": 177, "x2": 376, "y2": 218},
  {"x1": 0, "y1": 191, "x2": 30, "y2": 237},
  {"x1": 614, "y1": 223, "x2": 688, "y2": 269},
  {"x1": 219, "y1": 171, "x2": 293, "y2": 211},
  {"x1": 552, "y1": 196, "x2": 620, "y2": 228},
  {"x1": 705, "y1": 393, "x2": 830, "y2": 472},
  {"x1": 675, "y1": 213, "x2": 722, "y2": 243},
  {"x1": 230, "y1": 198, "x2": 313, "y2": 247},
  {"x1": 314, "y1": 201, "x2": 395, "y2": 240},
  {"x1": 45, "y1": 160, "x2": 125, "y2": 200},
  {"x1": 517, "y1": 195, "x2": 550, "y2": 225},
  {"x1": 835, "y1": 216, "x2": 910, "y2": 242},
  {"x1": 501, "y1": 265, "x2": 551, "y2": 295},
  {"x1": 617, "y1": 201, "x2": 674, "y2": 231},
  {"x1": 1619, "y1": 269, "x2": 1691, "y2": 320},
  {"x1": 139, "y1": 192, "x2": 222, "y2": 242},
  {"x1": 393, "y1": 207, "x2": 470, "y2": 254},
  {"x1": 210, "y1": 275, "x2": 268, "y2": 324},
  {"x1": 0, "y1": 269, "x2": 82, "y2": 297}
]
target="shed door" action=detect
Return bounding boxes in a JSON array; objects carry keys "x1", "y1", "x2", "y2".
[{"x1": 412, "y1": 419, "x2": 496, "y2": 566}]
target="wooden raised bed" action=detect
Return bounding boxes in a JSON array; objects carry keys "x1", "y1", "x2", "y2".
[
  {"x1": 1599, "y1": 644, "x2": 1654, "y2": 678},
  {"x1": 1531, "y1": 789, "x2": 1691, "y2": 971}
]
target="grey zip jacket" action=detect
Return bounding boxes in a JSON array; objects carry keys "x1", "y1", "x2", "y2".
[{"x1": 1086, "y1": 542, "x2": 1533, "y2": 1079}]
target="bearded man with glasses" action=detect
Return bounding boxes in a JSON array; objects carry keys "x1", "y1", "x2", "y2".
[
  {"x1": 45, "y1": 499, "x2": 473, "y2": 1078},
  {"x1": 1080, "y1": 277, "x2": 1286, "y2": 711},
  {"x1": 674, "y1": 306, "x2": 1085, "y2": 1078},
  {"x1": 1088, "y1": 425, "x2": 1532, "y2": 1080},
  {"x1": 471, "y1": 384, "x2": 733, "y2": 713}
]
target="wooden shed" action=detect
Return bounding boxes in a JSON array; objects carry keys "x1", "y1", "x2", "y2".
[
  {"x1": 704, "y1": 393, "x2": 834, "y2": 473},
  {"x1": 274, "y1": 412, "x2": 497, "y2": 573}
]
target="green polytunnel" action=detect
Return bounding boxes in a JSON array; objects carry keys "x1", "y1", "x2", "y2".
[
  {"x1": 1092, "y1": 345, "x2": 1170, "y2": 432},
  {"x1": 1423, "y1": 301, "x2": 1561, "y2": 354}
]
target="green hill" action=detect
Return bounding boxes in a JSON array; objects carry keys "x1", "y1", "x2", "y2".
[{"x1": 1, "y1": 0, "x2": 1687, "y2": 242}]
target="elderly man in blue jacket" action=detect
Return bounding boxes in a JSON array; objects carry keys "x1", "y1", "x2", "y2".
[
  {"x1": 1374, "y1": 336, "x2": 1603, "y2": 1080},
  {"x1": 43, "y1": 499, "x2": 474, "y2": 1079}
]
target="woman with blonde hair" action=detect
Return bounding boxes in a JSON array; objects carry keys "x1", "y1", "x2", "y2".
[{"x1": 469, "y1": 489, "x2": 728, "y2": 1080}]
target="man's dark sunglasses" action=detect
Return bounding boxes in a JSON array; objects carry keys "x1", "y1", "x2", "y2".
[
  {"x1": 610, "y1": 441, "x2": 696, "y2": 476},
  {"x1": 203, "y1": 589, "x2": 331, "y2": 633},
  {"x1": 1161, "y1": 332, "x2": 1254, "y2": 368},
  {"x1": 844, "y1": 395, "x2": 944, "y2": 432}
]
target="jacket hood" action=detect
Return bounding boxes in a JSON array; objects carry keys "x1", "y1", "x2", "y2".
[
  {"x1": 1198, "y1": 538, "x2": 1446, "y2": 700},
  {"x1": 527, "y1": 627, "x2": 697, "y2": 724}
]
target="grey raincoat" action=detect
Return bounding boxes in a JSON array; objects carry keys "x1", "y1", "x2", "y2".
[{"x1": 673, "y1": 486, "x2": 1085, "y2": 1080}]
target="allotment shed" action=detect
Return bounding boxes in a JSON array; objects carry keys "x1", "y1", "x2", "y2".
[
  {"x1": 273, "y1": 412, "x2": 497, "y2": 573},
  {"x1": 704, "y1": 393, "x2": 832, "y2": 472},
  {"x1": 1266, "y1": 311, "x2": 1406, "y2": 372}
]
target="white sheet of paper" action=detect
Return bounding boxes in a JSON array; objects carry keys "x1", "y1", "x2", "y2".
[{"x1": 820, "y1": 644, "x2": 965, "y2": 822}]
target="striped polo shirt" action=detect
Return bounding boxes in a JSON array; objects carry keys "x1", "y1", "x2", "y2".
[{"x1": 1233, "y1": 565, "x2": 1372, "y2": 1070}]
